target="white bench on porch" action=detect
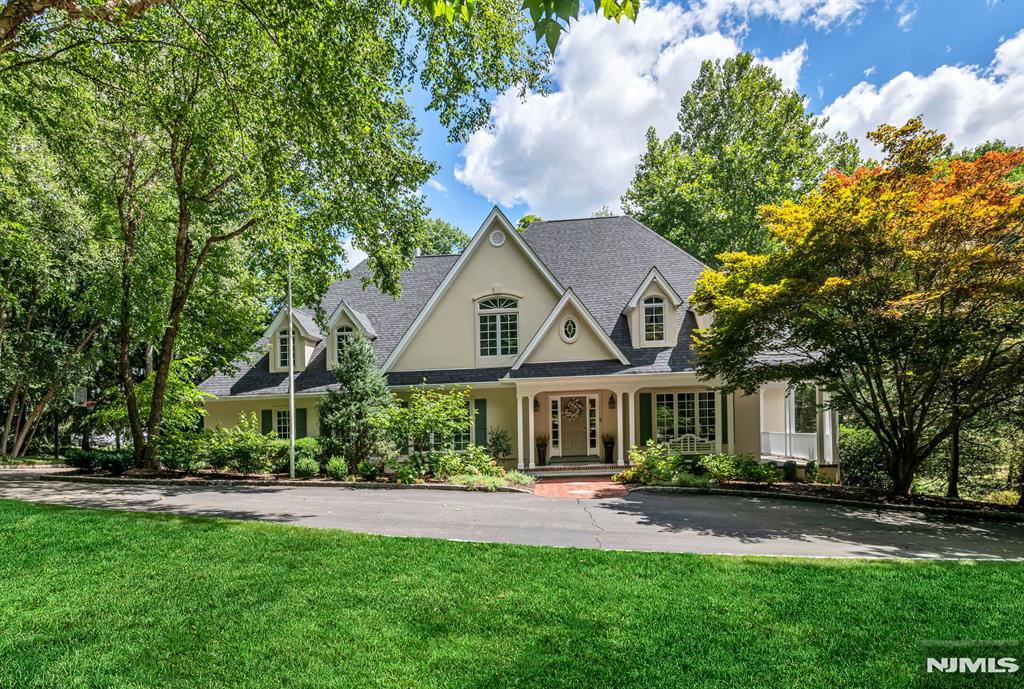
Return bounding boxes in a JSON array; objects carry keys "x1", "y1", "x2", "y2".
[{"x1": 658, "y1": 433, "x2": 716, "y2": 455}]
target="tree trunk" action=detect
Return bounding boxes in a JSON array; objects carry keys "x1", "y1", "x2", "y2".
[
  {"x1": 0, "y1": 383, "x2": 19, "y2": 456},
  {"x1": 9, "y1": 324, "x2": 100, "y2": 457},
  {"x1": 947, "y1": 421, "x2": 961, "y2": 499}
]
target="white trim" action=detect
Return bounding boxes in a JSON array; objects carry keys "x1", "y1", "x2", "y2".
[
  {"x1": 325, "y1": 299, "x2": 377, "y2": 340},
  {"x1": 559, "y1": 316, "x2": 579, "y2": 344},
  {"x1": 616, "y1": 391, "x2": 625, "y2": 464},
  {"x1": 262, "y1": 308, "x2": 317, "y2": 342},
  {"x1": 382, "y1": 207, "x2": 564, "y2": 372},
  {"x1": 623, "y1": 266, "x2": 684, "y2": 312},
  {"x1": 548, "y1": 393, "x2": 599, "y2": 458},
  {"x1": 511, "y1": 289, "x2": 629, "y2": 370},
  {"x1": 475, "y1": 294, "x2": 520, "y2": 360},
  {"x1": 516, "y1": 395, "x2": 524, "y2": 469}
]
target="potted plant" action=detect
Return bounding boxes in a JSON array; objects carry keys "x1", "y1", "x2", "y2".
[
  {"x1": 602, "y1": 433, "x2": 616, "y2": 464},
  {"x1": 535, "y1": 434, "x2": 549, "y2": 466}
]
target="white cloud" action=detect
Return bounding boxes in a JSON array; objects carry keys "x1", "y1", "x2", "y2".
[
  {"x1": 863, "y1": 65, "x2": 876, "y2": 77},
  {"x1": 425, "y1": 177, "x2": 447, "y2": 193},
  {"x1": 691, "y1": 0, "x2": 865, "y2": 32},
  {"x1": 896, "y1": 2, "x2": 916, "y2": 30},
  {"x1": 342, "y1": 237, "x2": 368, "y2": 269},
  {"x1": 455, "y1": 5, "x2": 808, "y2": 218},
  {"x1": 823, "y1": 29, "x2": 1024, "y2": 158}
]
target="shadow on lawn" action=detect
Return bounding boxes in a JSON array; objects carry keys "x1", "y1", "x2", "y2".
[
  {"x1": 601, "y1": 491, "x2": 1024, "y2": 560},
  {"x1": 0, "y1": 472, "x2": 313, "y2": 524}
]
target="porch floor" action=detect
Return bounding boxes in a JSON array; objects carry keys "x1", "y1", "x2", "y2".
[{"x1": 527, "y1": 457, "x2": 622, "y2": 478}]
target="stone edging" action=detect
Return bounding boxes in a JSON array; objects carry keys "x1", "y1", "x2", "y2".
[
  {"x1": 38, "y1": 472, "x2": 533, "y2": 493},
  {"x1": 629, "y1": 485, "x2": 1024, "y2": 522}
]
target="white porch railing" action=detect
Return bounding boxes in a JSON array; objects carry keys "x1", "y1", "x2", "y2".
[{"x1": 761, "y1": 431, "x2": 817, "y2": 460}]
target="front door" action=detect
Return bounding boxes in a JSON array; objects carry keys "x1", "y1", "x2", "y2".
[{"x1": 560, "y1": 396, "x2": 588, "y2": 456}]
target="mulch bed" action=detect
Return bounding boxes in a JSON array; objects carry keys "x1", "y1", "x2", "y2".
[{"x1": 709, "y1": 481, "x2": 1023, "y2": 515}]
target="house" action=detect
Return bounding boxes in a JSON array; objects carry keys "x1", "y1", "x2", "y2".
[{"x1": 199, "y1": 209, "x2": 838, "y2": 473}]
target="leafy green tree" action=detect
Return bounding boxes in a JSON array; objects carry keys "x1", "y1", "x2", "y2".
[
  {"x1": 374, "y1": 384, "x2": 471, "y2": 453},
  {"x1": 317, "y1": 335, "x2": 395, "y2": 473},
  {"x1": 621, "y1": 53, "x2": 860, "y2": 265},
  {"x1": 516, "y1": 213, "x2": 542, "y2": 232},
  {"x1": 6, "y1": 0, "x2": 551, "y2": 467},
  {"x1": 692, "y1": 119, "x2": 1024, "y2": 496},
  {"x1": 420, "y1": 218, "x2": 470, "y2": 255}
]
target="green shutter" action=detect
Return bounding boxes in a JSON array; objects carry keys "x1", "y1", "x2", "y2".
[
  {"x1": 261, "y1": 409, "x2": 273, "y2": 435},
  {"x1": 721, "y1": 393, "x2": 728, "y2": 448},
  {"x1": 296, "y1": 408, "x2": 308, "y2": 439},
  {"x1": 638, "y1": 393, "x2": 652, "y2": 446},
  {"x1": 473, "y1": 399, "x2": 487, "y2": 446}
]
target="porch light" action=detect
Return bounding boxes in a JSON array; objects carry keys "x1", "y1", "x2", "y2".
[{"x1": 608, "y1": 394, "x2": 616, "y2": 410}]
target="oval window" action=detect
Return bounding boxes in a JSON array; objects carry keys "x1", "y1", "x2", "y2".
[{"x1": 561, "y1": 318, "x2": 578, "y2": 343}]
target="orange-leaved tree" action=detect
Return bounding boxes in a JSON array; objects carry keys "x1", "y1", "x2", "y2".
[{"x1": 691, "y1": 118, "x2": 1024, "y2": 495}]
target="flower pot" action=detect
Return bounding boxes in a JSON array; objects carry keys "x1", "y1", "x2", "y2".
[
  {"x1": 536, "y1": 443, "x2": 548, "y2": 466},
  {"x1": 603, "y1": 441, "x2": 615, "y2": 464}
]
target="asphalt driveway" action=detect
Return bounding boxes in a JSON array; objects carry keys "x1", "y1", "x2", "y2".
[{"x1": 1, "y1": 469, "x2": 1023, "y2": 560}]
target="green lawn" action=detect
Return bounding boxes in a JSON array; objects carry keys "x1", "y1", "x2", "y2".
[{"x1": 0, "y1": 499, "x2": 1020, "y2": 689}]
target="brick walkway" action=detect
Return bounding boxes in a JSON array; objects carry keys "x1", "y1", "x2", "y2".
[{"x1": 532, "y1": 477, "x2": 629, "y2": 500}]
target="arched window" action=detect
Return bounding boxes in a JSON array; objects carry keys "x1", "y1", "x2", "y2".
[
  {"x1": 643, "y1": 296, "x2": 665, "y2": 342},
  {"x1": 477, "y1": 296, "x2": 519, "y2": 357},
  {"x1": 335, "y1": 325, "x2": 354, "y2": 361},
  {"x1": 277, "y1": 329, "x2": 291, "y2": 368}
]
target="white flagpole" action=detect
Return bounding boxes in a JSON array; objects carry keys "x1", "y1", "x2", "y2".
[{"x1": 287, "y1": 258, "x2": 296, "y2": 479}]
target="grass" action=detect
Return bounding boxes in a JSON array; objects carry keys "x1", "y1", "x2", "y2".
[
  {"x1": 0, "y1": 499, "x2": 1021, "y2": 689},
  {"x1": 0, "y1": 454, "x2": 65, "y2": 465}
]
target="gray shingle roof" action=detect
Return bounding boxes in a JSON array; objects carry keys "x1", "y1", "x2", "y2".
[{"x1": 200, "y1": 217, "x2": 709, "y2": 397}]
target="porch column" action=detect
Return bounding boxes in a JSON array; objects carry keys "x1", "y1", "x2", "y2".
[
  {"x1": 815, "y1": 385, "x2": 825, "y2": 463},
  {"x1": 516, "y1": 395, "x2": 524, "y2": 470},
  {"x1": 727, "y1": 392, "x2": 735, "y2": 455},
  {"x1": 528, "y1": 393, "x2": 535, "y2": 469},
  {"x1": 616, "y1": 391, "x2": 625, "y2": 465},
  {"x1": 758, "y1": 387, "x2": 766, "y2": 458},
  {"x1": 784, "y1": 389, "x2": 792, "y2": 458},
  {"x1": 622, "y1": 389, "x2": 630, "y2": 454},
  {"x1": 714, "y1": 390, "x2": 723, "y2": 455}
]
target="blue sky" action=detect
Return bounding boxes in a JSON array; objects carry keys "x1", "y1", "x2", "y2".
[{"x1": 408, "y1": 0, "x2": 1024, "y2": 242}]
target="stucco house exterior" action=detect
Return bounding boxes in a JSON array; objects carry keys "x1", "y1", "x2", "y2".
[{"x1": 199, "y1": 209, "x2": 838, "y2": 473}]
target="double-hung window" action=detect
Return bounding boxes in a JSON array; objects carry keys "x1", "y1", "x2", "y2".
[
  {"x1": 335, "y1": 325, "x2": 354, "y2": 362},
  {"x1": 478, "y1": 297, "x2": 518, "y2": 357},
  {"x1": 274, "y1": 409, "x2": 290, "y2": 439},
  {"x1": 277, "y1": 329, "x2": 291, "y2": 368},
  {"x1": 643, "y1": 296, "x2": 665, "y2": 342},
  {"x1": 655, "y1": 391, "x2": 716, "y2": 442}
]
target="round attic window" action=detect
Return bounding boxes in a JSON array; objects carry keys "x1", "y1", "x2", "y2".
[
  {"x1": 489, "y1": 229, "x2": 506, "y2": 247},
  {"x1": 561, "y1": 317, "x2": 579, "y2": 343}
]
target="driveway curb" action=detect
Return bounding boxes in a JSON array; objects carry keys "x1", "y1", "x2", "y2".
[
  {"x1": 630, "y1": 485, "x2": 1024, "y2": 522},
  {"x1": 38, "y1": 472, "x2": 533, "y2": 494}
]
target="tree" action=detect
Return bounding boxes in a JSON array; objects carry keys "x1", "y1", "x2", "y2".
[
  {"x1": 420, "y1": 218, "x2": 469, "y2": 255},
  {"x1": 6, "y1": 0, "x2": 551, "y2": 467},
  {"x1": 692, "y1": 118, "x2": 1024, "y2": 496},
  {"x1": 516, "y1": 213, "x2": 542, "y2": 232},
  {"x1": 621, "y1": 53, "x2": 860, "y2": 265},
  {"x1": 374, "y1": 384, "x2": 471, "y2": 453},
  {"x1": 317, "y1": 335, "x2": 394, "y2": 473}
]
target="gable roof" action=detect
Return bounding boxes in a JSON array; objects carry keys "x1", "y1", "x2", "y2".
[
  {"x1": 512, "y1": 288, "x2": 628, "y2": 370},
  {"x1": 200, "y1": 214, "x2": 712, "y2": 397},
  {"x1": 380, "y1": 207, "x2": 564, "y2": 372},
  {"x1": 326, "y1": 299, "x2": 377, "y2": 339},
  {"x1": 262, "y1": 305, "x2": 323, "y2": 342},
  {"x1": 624, "y1": 266, "x2": 684, "y2": 311}
]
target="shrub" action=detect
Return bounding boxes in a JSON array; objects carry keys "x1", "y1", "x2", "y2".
[
  {"x1": 839, "y1": 425, "x2": 892, "y2": 491},
  {"x1": 449, "y1": 473, "x2": 505, "y2": 491},
  {"x1": 743, "y1": 462, "x2": 782, "y2": 484},
  {"x1": 782, "y1": 460, "x2": 799, "y2": 482},
  {"x1": 804, "y1": 460, "x2": 820, "y2": 483},
  {"x1": 356, "y1": 459, "x2": 383, "y2": 481},
  {"x1": 983, "y1": 489, "x2": 1021, "y2": 506},
  {"x1": 504, "y1": 470, "x2": 535, "y2": 487},
  {"x1": 325, "y1": 457, "x2": 349, "y2": 481},
  {"x1": 97, "y1": 449, "x2": 134, "y2": 476},
  {"x1": 614, "y1": 443, "x2": 685, "y2": 485},
  {"x1": 66, "y1": 448, "x2": 97, "y2": 472},
  {"x1": 393, "y1": 462, "x2": 421, "y2": 485},
  {"x1": 671, "y1": 471, "x2": 711, "y2": 488},
  {"x1": 698, "y1": 454, "x2": 739, "y2": 484},
  {"x1": 206, "y1": 428, "x2": 235, "y2": 471},
  {"x1": 486, "y1": 427, "x2": 512, "y2": 460},
  {"x1": 157, "y1": 431, "x2": 208, "y2": 474},
  {"x1": 294, "y1": 456, "x2": 320, "y2": 479}
]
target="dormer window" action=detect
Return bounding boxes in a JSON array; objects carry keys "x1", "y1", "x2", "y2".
[
  {"x1": 478, "y1": 296, "x2": 518, "y2": 357},
  {"x1": 335, "y1": 325, "x2": 354, "y2": 360},
  {"x1": 643, "y1": 296, "x2": 665, "y2": 342},
  {"x1": 277, "y1": 329, "x2": 291, "y2": 368}
]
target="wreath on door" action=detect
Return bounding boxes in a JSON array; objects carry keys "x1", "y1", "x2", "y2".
[{"x1": 562, "y1": 397, "x2": 584, "y2": 420}]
